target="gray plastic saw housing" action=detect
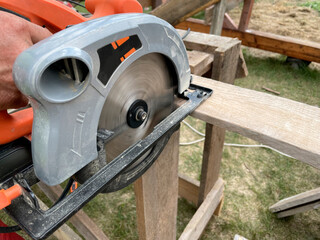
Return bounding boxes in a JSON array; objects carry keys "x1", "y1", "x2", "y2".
[{"x1": 13, "y1": 13, "x2": 191, "y2": 186}]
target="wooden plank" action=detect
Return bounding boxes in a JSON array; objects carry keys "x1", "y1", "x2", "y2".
[
  {"x1": 180, "y1": 76, "x2": 320, "y2": 169},
  {"x1": 211, "y1": 38, "x2": 240, "y2": 83},
  {"x1": 178, "y1": 173, "x2": 200, "y2": 206},
  {"x1": 238, "y1": 0, "x2": 254, "y2": 31},
  {"x1": 210, "y1": 0, "x2": 226, "y2": 35},
  {"x1": 222, "y1": 28, "x2": 320, "y2": 63},
  {"x1": 223, "y1": 13, "x2": 237, "y2": 30},
  {"x1": 176, "y1": 19, "x2": 320, "y2": 63},
  {"x1": 270, "y1": 187, "x2": 320, "y2": 213},
  {"x1": 38, "y1": 182, "x2": 110, "y2": 240},
  {"x1": 198, "y1": 124, "x2": 225, "y2": 205},
  {"x1": 236, "y1": 49, "x2": 248, "y2": 79},
  {"x1": 178, "y1": 29, "x2": 246, "y2": 81},
  {"x1": 177, "y1": 29, "x2": 240, "y2": 55},
  {"x1": 134, "y1": 130, "x2": 180, "y2": 240},
  {"x1": 150, "y1": 0, "x2": 220, "y2": 26},
  {"x1": 36, "y1": 197, "x2": 82, "y2": 240},
  {"x1": 187, "y1": 50, "x2": 213, "y2": 76},
  {"x1": 276, "y1": 200, "x2": 320, "y2": 218},
  {"x1": 178, "y1": 178, "x2": 224, "y2": 240}
]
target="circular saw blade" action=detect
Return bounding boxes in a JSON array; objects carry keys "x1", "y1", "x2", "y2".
[{"x1": 99, "y1": 53, "x2": 175, "y2": 168}]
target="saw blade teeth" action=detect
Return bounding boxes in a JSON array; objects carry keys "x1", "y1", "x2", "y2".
[{"x1": 98, "y1": 53, "x2": 175, "y2": 163}]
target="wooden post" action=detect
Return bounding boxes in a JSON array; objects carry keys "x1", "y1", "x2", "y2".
[
  {"x1": 134, "y1": 130, "x2": 180, "y2": 240},
  {"x1": 198, "y1": 33, "x2": 240, "y2": 209},
  {"x1": 209, "y1": 0, "x2": 226, "y2": 35},
  {"x1": 238, "y1": 0, "x2": 254, "y2": 31},
  {"x1": 198, "y1": 124, "x2": 225, "y2": 206}
]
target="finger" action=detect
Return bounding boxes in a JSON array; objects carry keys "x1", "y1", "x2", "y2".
[{"x1": 27, "y1": 21, "x2": 52, "y2": 44}]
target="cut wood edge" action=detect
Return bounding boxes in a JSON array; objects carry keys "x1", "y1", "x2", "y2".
[
  {"x1": 270, "y1": 187, "x2": 320, "y2": 213},
  {"x1": 178, "y1": 178, "x2": 224, "y2": 240},
  {"x1": 187, "y1": 50, "x2": 214, "y2": 76}
]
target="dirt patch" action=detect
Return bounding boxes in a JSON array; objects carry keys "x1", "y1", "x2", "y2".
[{"x1": 228, "y1": 0, "x2": 320, "y2": 43}]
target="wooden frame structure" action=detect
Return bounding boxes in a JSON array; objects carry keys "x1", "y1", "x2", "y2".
[
  {"x1": 36, "y1": 30, "x2": 320, "y2": 239},
  {"x1": 175, "y1": 0, "x2": 320, "y2": 63}
]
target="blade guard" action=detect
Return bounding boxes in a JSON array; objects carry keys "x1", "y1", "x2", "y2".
[{"x1": 13, "y1": 14, "x2": 191, "y2": 186}]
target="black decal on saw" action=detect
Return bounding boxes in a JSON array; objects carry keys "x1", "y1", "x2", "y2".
[{"x1": 97, "y1": 35, "x2": 142, "y2": 86}]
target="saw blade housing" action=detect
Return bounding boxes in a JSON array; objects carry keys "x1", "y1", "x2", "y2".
[{"x1": 13, "y1": 13, "x2": 191, "y2": 186}]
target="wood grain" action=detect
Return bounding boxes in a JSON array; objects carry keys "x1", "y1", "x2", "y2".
[
  {"x1": 179, "y1": 29, "x2": 246, "y2": 81},
  {"x1": 184, "y1": 76, "x2": 320, "y2": 169},
  {"x1": 198, "y1": 124, "x2": 225, "y2": 205},
  {"x1": 209, "y1": 0, "x2": 226, "y2": 35},
  {"x1": 270, "y1": 187, "x2": 320, "y2": 213},
  {"x1": 176, "y1": 19, "x2": 320, "y2": 63},
  {"x1": 187, "y1": 50, "x2": 213, "y2": 76},
  {"x1": 178, "y1": 178, "x2": 224, "y2": 240},
  {"x1": 134, "y1": 130, "x2": 180, "y2": 240},
  {"x1": 178, "y1": 173, "x2": 200, "y2": 206}
]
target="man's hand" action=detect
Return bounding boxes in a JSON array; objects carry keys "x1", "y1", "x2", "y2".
[{"x1": 0, "y1": 12, "x2": 52, "y2": 110}]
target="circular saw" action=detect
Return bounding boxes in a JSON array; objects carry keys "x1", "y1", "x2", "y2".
[{"x1": 0, "y1": 13, "x2": 212, "y2": 239}]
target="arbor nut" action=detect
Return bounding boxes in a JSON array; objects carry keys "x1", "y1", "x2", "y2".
[{"x1": 135, "y1": 108, "x2": 147, "y2": 122}]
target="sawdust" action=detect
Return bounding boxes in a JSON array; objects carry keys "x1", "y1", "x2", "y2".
[{"x1": 229, "y1": 0, "x2": 320, "y2": 43}]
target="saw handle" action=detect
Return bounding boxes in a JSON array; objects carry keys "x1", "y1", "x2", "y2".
[
  {"x1": 0, "y1": 0, "x2": 143, "y2": 33},
  {"x1": 0, "y1": 109, "x2": 33, "y2": 145},
  {"x1": 0, "y1": 184, "x2": 23, "y2": 210}
]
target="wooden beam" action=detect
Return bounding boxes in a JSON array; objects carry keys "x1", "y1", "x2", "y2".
[
  {"x1": 38, "y1": 182, "x2": 110, "y2": 240},
  {"x1": 209, "y1": 0, "x2": 226, "y2": 35},
  {"x1": 222, "y1": 28, "x2": 320, "y2": 63},
  {"x1": 178, "y1": 173, "x2": 200, "y2": 206},
  {"x1": 270, "y1": 187, "x2": 320, "y2": 213},
  {"x1": 223, "y1": 13, "x2": 237, "y2": 30},
  {"x1": 134, "y1": 130, "x2": 180, "y2": 240},
  {"x1": 176, "y1": 19, "x2": 320, "y2": 63},
  {"x1": 178, "y1": 29, "x2": 247, "y2": 80},
  {"x1": 176, "y1": 75, "x2": 320, "y2": 169},
  {"x1": 150, "y1": 0, "x2": 220, "y2": 26},
  {"x1": 187, "y1": 50, "x2": 213, "y2": 76},
  {"x1": 177, "y1": 28, "x2": 240, "y2": 55},
  {"x1": 178, "y1": 178, "x2": 224, "y2": 240},
  {"x1": 238, "y1": 0, "x2": 254, "y2": 31},
  {"x1": 198, "y1": 124, "x2": 225, "y2": 205}
]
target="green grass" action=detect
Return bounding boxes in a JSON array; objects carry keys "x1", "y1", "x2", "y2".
[
  {"x1": 300, "y1": 1, "x2": 320, "y2": 13},
  {"x1": 177, "y1": 51, "x2": 320, "y2": 239}
]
